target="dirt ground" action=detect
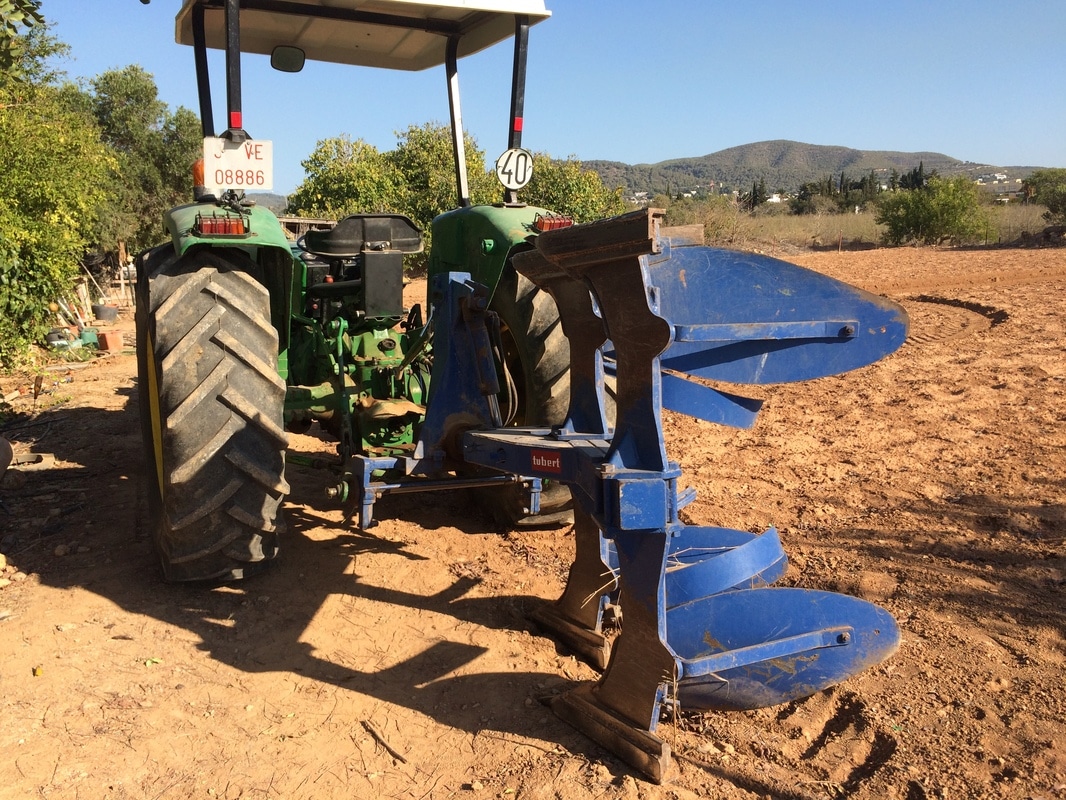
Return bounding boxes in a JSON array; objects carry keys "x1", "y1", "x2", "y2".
[{"x1": 1, "y1": 245, "x2": 1064, "y2": 800}]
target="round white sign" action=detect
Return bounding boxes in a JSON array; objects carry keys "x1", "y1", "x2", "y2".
[{"x1": 495, "y1": 148, "x2": 534, "y2": 190}]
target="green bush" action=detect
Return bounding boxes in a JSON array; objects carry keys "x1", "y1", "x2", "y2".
[
  {"x1": 1024, "y1": 168, "x2": 1066, "y2": 225},
  {"x1": 875, "y1": 176, "x2": 990, "y2": 246}
]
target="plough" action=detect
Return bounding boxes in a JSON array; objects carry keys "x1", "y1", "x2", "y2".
[{"x1": 348, "y1": 208, "x2": 907, "y2": 781}]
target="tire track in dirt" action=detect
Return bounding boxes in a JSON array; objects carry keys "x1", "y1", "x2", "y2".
[{"x1": 899, "y1": 297, "x2": 1002, "y2": 348}]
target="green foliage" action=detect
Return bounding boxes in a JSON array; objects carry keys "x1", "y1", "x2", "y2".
[
  {"x1": 0, "y1": 44, "x2": 111, "y2": 366},
  {"x1": 288, "y1": 130, "x2": 626, "y2": 270},
  {"x1": 740, "y1": 177, "x2": 768, "y2": 210},
  {"x1": 875, "y1": 176, "x2": 990, "y2": 246},
  {"x1": 1023, "y1": 168, "x2": 1066, "y2": 225},
  {"x1": 89, "y1": 66, "x2": 202, "y2": 255},
  {"x1": 898, "y1": 161, "x2": 928, "y2": 191},
  {"x1": 388, "y1": 122, "x2": 496, "y2": 221},
  {"x1": 286, "y1": 135, "x2": 400, "y2": 218},
  {"x1": 287, "y1": 124, "x2": 496, "y2": 228},
  {"x1": 791, "y1": 170, "x2": 883, "y2": 214},
  {"x1": 521, "y1": 155, "x2": 627, "y2": 223},
  {"x1": 0, "y1": 0, "x2": 43, "y2": 75}
]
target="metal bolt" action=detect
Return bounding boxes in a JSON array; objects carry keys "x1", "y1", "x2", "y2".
[{"x1": 837, "y1": 631, "x2": 851, "y2": 644}]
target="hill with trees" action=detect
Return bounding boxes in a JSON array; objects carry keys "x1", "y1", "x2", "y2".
[{"x1": 584, "y1": 140, "x2": 1035, "y2": 196}]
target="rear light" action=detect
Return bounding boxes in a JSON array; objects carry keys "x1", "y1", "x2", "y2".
[
  {"x1": 193, "y1": 212, "x2": 249, "y2": 237},
  {"x1": 533, "y1": 213, "x2": 574, "y2": 232}
]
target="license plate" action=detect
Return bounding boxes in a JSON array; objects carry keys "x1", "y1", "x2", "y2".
[{"x1": 203, "y1": 136, "x2": 273, "y2": 193}]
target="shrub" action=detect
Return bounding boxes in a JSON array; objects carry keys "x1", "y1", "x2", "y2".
[{"x1": 875, "y1": 176, "x2": 990, "y2": 246}]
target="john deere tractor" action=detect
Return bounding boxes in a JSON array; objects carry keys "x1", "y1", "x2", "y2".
[{"x1": 136, "y1": 0, "x2": 569, "y2": 582}]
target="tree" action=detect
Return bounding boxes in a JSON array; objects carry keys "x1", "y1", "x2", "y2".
[
  {"x1": 0, "y1": 0, "x2": 43, "y2": 74},
  {"x1": 287, "y1": 124, "x2": 494, "y2": 227},
  {"x1": 521, "y1": 154, "x2": 627, "y2": 223},
  {"x1": 288, "y1": 133, "x2": 626, "y2": 266},
  {"x1": 738, "y1": 177, "x2": 768, "y2": 211},
  {"x1": 1023, "y1": 168, "x2": 1066, "y2": 225},
  {"x1": 388, "y1": 122, "x2": 496, "y2": 224},
  {"x1": 286, "y1": 135, "x2": 406, "y2": 218},
  {"x1": 898, "y1": 161, "x2": 932, "y2": 191},
  {"x1": 875, "y1": 175, "x2": 989, "y2": 246},
  {"x1": 0, "y1": 28, "x2": 111, "y2": 366},
  {"x1": 89, "y1": 66, "x2": 202, "y2": 257}
]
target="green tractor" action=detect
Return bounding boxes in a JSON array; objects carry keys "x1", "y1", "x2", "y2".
[{"x1": 136, "y1": 0, "x2": 571, "y2": 582}]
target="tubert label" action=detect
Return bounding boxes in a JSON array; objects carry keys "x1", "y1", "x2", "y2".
[{"x1": 530, "y1": 450, "x2": 562, "y2": 474}]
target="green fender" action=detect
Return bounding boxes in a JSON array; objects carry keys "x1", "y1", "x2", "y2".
[
  {"x1": 427, "y1": 204, "x2": 555, "y2": 298},
  {"x1": 162, "y1": 201, "x2": 294, "y2": 258}
]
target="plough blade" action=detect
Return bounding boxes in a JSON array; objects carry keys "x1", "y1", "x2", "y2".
[
  {"x1": 643, "y1": 245, "x2": 909, "y2": 385},
  {"x1": 668, "y1": 587, "x2": 901, "y2": 711},
  {"x1": 660, "y1": 371, "x2": 762, "y2": 429},
  {"x1": 550, "y1": 683, "x2": 672, "y2": 784},
  {"x1": 661, "y1": 526, "x2": 788, "y2": 605},
  {"x1": 606, "y1": 526, "x2": 788, "y2": 608},
  {"x1": 531, "y1": 519, "x2": 790, "y2": 670},
  {"x1": 529, "y1": 508, "x2": 615, "y2": 670}
]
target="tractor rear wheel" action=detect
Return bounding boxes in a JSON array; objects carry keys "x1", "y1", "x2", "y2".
[
  {"x1": 486, "y1": 267, "x2": 573, "y2": 526},
  {"x1": 136, "y1": 246, "x2": 289, "y2": 582}
]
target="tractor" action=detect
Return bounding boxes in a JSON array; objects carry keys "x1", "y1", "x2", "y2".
[
  {"x1": 137, "y1": 0, "x2": 570, "y2": 583},
  {"x1": 137, "y1": 0, "x2": 912, "y2": 782}
]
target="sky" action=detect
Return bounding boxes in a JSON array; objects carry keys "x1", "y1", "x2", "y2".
[{"x1": 44, "y1": 0, "x2": 1066, "y2": 195}]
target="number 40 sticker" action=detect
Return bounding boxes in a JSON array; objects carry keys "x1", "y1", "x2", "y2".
[{"x1": 495, "y1": 148, "x2": 533, "y2": 190}]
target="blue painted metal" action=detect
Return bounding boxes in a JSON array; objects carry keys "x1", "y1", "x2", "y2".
[
  {"x1": 664, "y1": 526, "x2": 787, "y2": 605},
  {"x1": 660, "y1": 371, "x2": 762, "y2": 429},
  {"x1": 641, "y1": 244, "x2": 909, "y2": 386},
  {"x1": 344, "y1": 208, "x2": 910, "y2": 783},
  {"x1": 668, "y1": 587, "x2": 901, "y2": 711},
  {"x1": 603, "y1": 527, "x2": 788, "y2": 607},
  {"x1": 494, "y1": 209, "x2": 908, "y2": 782}
]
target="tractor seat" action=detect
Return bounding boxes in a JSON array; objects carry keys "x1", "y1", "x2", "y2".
[{"x1": 302, "y1": 213, "x2": 423, "y2": 258}]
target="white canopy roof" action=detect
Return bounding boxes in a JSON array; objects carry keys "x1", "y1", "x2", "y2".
[{"x1": 175, "y1": 0, "x2": 550, "y2": 71}]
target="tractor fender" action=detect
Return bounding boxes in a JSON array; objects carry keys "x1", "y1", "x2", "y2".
[
  {"x1": 427, "y1": 203, "x2": 555, "y2": 299},
  {"x1": 163, "y1": 201, "x2": 295, "y2": 260}
]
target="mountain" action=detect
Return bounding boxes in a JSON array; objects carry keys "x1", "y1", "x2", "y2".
[
  {"x1": 247, "y1": 192, "x2": 288, "y2": 213},
  {"x1": 583, "y1": 140, "x2": 1024, "y2": 197}
]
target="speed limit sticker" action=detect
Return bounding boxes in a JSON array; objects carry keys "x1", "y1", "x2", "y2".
[{"x1": 495, "y1": 148, "x2": 534, "y2": 190}]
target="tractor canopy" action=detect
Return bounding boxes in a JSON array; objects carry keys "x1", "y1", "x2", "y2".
[{"x1": 174, "y1": 0, "x2": 550, "y2": 70}]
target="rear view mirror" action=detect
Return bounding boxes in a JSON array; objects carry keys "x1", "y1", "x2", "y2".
[{"x1": 271, "y1": 46, "x2": 305, "y2": 73}]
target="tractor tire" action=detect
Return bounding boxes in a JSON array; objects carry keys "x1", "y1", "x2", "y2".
[
  {"x1": 136, "y1": 246, "x2": 289, "y2": 582},
  {"x1": 485, "y1": 267, "x2": 573, "y2": 527}
]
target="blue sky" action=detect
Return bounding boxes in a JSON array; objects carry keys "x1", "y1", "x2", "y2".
[{"x1": 45, "y1": 1, "x2": 1065, "y2": 194}]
